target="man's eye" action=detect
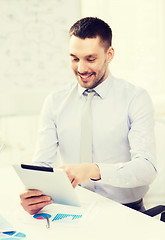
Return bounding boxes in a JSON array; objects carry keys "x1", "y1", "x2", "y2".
[
  {"x1": 87, "y1": 58, "x2": 96, "y2": 62},
  {"x1": 72, "y1": 58, "x2": 79, "y2": 62}
]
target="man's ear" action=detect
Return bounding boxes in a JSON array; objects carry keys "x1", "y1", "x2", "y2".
[{"x1": 107, "y1": 46, "x2": 114, "y2": 63}]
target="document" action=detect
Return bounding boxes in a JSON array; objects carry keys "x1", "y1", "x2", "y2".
[
  {"x1": 18, "y1": 201, "x2": 97, "y2": 229},
  {"x1": 0, "y1": 214, "x2": 26, "y2": 239},
  {"x1": 0, "y1": 214, "x2": 13, "y2": 232}
]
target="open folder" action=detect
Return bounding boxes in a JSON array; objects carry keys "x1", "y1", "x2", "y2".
[{"x1": 13, "y1": 164, "x2": 81, "y2": 207}]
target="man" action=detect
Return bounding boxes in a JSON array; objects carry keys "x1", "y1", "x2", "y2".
[{"x1": 20, "y1": 17, "x2": 157, "y2": 215}]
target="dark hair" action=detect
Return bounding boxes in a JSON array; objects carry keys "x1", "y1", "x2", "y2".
[{"x1": 69, "y1": 17, "x2": 112, "y2": 50}]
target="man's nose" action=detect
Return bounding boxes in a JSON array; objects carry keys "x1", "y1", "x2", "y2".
[{"x1": 77, "y1": 61, "x2": 87, "y2": 74}]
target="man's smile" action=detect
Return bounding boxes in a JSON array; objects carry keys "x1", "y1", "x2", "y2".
[{"x1": 78, "y1": 73, "x2": 95, "y2": 82}]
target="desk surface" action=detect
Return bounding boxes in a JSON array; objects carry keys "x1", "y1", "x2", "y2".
[{"x1": 0, "y1": 167, "x2": 165, "y2": 240}]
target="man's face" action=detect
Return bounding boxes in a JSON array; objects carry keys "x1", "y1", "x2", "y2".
[{"x1": 69, "y1": 35, "x2": 114, "y2": 89}]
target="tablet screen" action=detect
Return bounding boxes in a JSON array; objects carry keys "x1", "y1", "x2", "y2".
[{"x1": 13, "y1": 164, "x2": 80, "y2": 207}]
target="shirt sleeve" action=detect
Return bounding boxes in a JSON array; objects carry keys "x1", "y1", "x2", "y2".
[
  {"x1": 32, "y1": 94, "x2": 59, "y2": 167},
  {"x1": 96, "y1": 89, "x2": 157, "y2": 188}
]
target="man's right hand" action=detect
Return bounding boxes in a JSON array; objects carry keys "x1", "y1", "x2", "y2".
[{"x1": 20, "y1": 189, "x2": 53, "y2": 215}]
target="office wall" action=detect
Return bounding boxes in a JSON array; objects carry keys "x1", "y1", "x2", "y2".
[
  {"x1": 0, "y1": 115, "x2": 39, "y2": 166},
  {"x1": 0, "y1": 0, "x2": 80, "y2": 116},
  {"x1": 81, "y1": 0, "x2": 165, "y2": 115}
]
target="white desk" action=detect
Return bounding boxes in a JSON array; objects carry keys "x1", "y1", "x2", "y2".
[{"x1": 0, "y1": 167, "x2": 165, "y2": 240}]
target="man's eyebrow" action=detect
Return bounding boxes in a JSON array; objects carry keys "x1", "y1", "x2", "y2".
[
  {"x1": 70, "y1": 53, "x2": 98, "y2": 58},
  {"x1": 86, "y1": 54, "x2": 97, "y2": 58},
  {"x1": 70, "y1": 54, "x2": 77, "y2": 57}
]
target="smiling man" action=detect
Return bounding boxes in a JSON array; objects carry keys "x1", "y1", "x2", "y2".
[
  {"x1": 69, "y1": 36, "x2": 114, "y2": 89},
  {"x1": 20, "y1": 17, "x2": 157, "y2": 215}
]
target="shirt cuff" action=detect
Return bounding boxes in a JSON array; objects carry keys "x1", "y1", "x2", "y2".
[{"x1": 96, "y1": 162, "x2": 126, "y2": 184}]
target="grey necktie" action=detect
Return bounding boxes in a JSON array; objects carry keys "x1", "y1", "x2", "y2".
[{"x1": 80, "y1": 89, "x2": 95, "y2": 191}]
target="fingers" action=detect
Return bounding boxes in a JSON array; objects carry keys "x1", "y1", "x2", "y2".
[
  {"x1": 59, "y1": 165, "x2": 80, "y2": 188},
  {"x1": 71, "y1": 177, "x2": 79, "y2": 188},
  {"x1": 20, "y1": 189, "x2": 42, "y2": 200},
  {"x1": 23, "y1": 199, "x2": 53, "y2": 215},
  {"x1": 20, "y1": 189, "x2": 53, "y2": 215}
]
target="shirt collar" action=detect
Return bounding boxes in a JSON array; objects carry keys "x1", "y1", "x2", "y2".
[{"x1": 78, "y1": 72, "x2": 113, "y2": 99}]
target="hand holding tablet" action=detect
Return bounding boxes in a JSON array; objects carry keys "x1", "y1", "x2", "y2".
[{"x1": 13, "y1": 164, "x2": 80, "y2": 215}]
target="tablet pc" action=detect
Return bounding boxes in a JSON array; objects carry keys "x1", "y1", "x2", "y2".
[{"x1": 13, "y1": 164, "x2": 80, "y2": 207}]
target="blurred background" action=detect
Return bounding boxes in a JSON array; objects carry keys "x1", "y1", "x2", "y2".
[{"x1": 0, "y1": 0, "x2": 165, "y2": 167}]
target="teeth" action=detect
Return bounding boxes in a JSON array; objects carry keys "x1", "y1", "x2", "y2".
[
  {"x1": 80, "y1": 74, "x2": 92, "y2": 79},
  {"x1": 81, "y1": 76, "x2": 88, "y2": 79}
]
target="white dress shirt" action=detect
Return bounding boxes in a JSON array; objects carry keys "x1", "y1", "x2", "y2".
[{"x1": 33, "y1": 73, "x2": 157, "y2": 204}]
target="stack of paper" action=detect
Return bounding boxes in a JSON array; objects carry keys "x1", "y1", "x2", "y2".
[{"x1": 0, "y1": 214, "x2": 26, "y2": 239}]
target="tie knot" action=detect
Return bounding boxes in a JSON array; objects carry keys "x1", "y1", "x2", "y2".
[
  {"x1": 86, "y1": 89, "x2": 95, "y2": 93},
  {"x1": 84, "y1": 89, "x2": 95, "y2": 97}
]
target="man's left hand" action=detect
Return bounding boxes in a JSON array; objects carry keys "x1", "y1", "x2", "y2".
[{"x1": 59, "y1": 163, "x2": 101, "y2": 188}]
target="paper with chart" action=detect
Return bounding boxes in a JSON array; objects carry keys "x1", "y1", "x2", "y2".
[{"x1": 18, "y1": 202, "x2": 97, "y2": 228}]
